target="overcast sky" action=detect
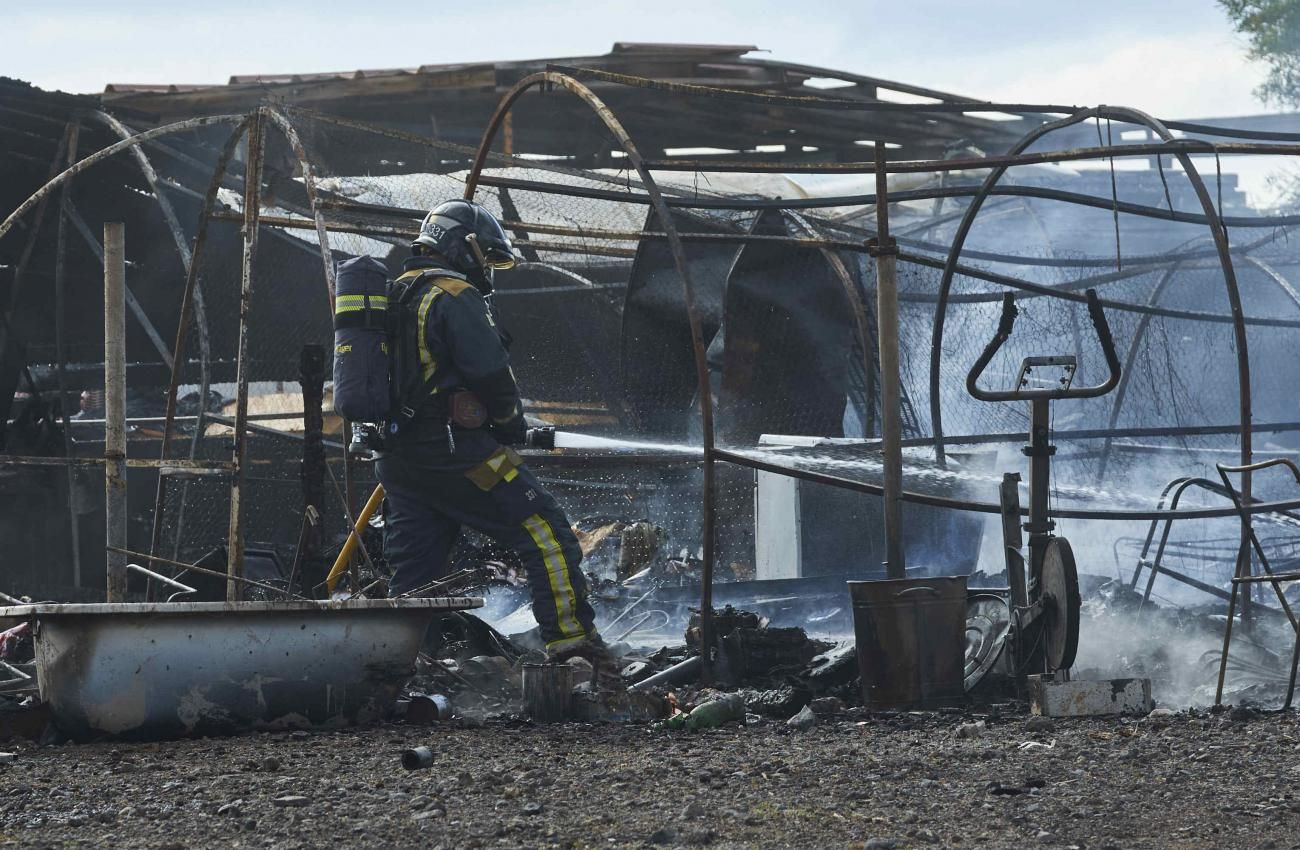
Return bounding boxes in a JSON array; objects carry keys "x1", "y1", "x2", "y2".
[{"x1": 7, "y1": 0, "x2": 1270, "y2": 119}]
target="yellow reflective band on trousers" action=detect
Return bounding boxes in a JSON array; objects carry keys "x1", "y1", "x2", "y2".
[
  {"x1": 544, "y1": 634, "x2": 588, "y2": 652},
  {"x1": 415, "y1": 285, "x2": 443, "y2": 381},
  {"x1": 522, "y1": 513, "x2": 583, "y2": 640}
]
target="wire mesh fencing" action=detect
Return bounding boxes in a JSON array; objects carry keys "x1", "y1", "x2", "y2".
[{"x1": 5, "y1": 75, "x2": 1300, "y2": 606}]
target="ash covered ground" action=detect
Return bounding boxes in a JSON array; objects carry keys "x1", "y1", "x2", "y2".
[{"x1": 3, "y1": 709, "x2": 1300, "y2": 850}]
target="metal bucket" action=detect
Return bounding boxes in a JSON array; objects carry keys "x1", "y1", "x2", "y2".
[
  {"x1": 521, "y1": 663, "x2": 573, "y2": 723},
  {"x1": 849, "y1": 576, "x2": 967, "y2": 710},
  {"x1": 1, "y1": 597, "x2": 482, "y2": 740}
]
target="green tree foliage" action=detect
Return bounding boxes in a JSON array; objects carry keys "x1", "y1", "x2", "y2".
[{"x1": 1221, "y1": 0, "x2": 1300, "y2": 106}]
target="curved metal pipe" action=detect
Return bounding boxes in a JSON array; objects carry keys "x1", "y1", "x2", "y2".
[
  {"x1": 0, "y1": 114, "x2": 244, "y2": 244},
  {"x1": 153, "y1": 117, "x2": 251, "y2": 459},
  {"x1": 1127, "y1": 475, "x2": 1195, "y2": 587},
  {"x1": 1129, "y1": 477, "x2": 1219, "y2": 606},
  {"x1": 1095, "y1": 249, "x2": 1300, "y2": 483},
  {"x1": 930, "y1": 107, "x2": 1254, "y2": 497},
  {"x1": 264, "y1": 107, "x2": 337, "y2": 303},
  {"x1": 148, "y1": 117, "x2": 251, "y2": 568},
  {"x1": 262, "y1": 107, "x2": 353, "y2": 518},
  {"x1": 461, "y1": 71, "x2": 721, "y2": 674},
  {"x1": 88, "y1": 110, "x2": 213, "y2": 425},
  {"x1": 788, "y1": 211, "x2": 879, "y2": 436}
]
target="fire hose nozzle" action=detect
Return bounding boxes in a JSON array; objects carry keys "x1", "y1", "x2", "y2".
[{"x1": 525, "y1": 427, "x2": 556, "y2": 451}]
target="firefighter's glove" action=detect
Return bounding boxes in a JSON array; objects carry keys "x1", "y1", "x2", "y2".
[{"x1": 490, "y1": 415, "x2": 528, "y2": 446}]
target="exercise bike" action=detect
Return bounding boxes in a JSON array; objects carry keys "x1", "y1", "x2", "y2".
[{"x1": 965, "y1": 288, "x2": 1121, "y2": 682}]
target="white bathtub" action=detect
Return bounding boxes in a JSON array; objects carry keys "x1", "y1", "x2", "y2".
[{"x1": 0, "y1": 597, "x2": 482, "y2": 739}]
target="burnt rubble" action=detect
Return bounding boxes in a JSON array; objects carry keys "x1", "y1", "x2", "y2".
[{"x1": 394, "y1": 602, "x2": 855, "y2": 728}]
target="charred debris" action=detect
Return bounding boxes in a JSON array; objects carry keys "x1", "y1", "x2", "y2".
[{"x1": 4, "y1": 43, "x2": 1300, "y2": 736}]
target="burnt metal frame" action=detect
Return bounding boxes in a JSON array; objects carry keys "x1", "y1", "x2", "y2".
[
  {"x1": 4, "y1": 74, "x2": 1300, "y2": 643},
  {"x1": 1214, "y1": 459, "x2": 1300, "y2": 707},
  {"x1": 0, "y1": 106, "x2": 342, "y2": 602},
  {"x1": 1126, "y1": 476, "x2": 1300, "y2": 613},
  {"x1": 929, "y1": 107, "x2": 1254, "y2": 473},
  {"x1": 0, "y1": 113, "x2": 243, "y2": 595},
  {"x1": 451, "y1": 79, "x2": 1300, "y2": 674},
  {"x1": 229, "y1": 97, "x2": 1300, "y2": 644},
  {"x1": 276, "y1": 97, "x2": 1300, "y2": 649},
  {"x1": 927, "y1": 107, "x2": 1259, "y2": 642}
]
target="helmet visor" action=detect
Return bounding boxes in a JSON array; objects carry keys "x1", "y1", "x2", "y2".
[{"x1": 483, "y1": 245, "x2": 518, "y2": 270}]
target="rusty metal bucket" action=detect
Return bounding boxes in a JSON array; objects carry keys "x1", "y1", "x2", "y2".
[
  {"x1": 521, "y1": 663, "x2": 574, "y2": 723},
  {"x1": 849, "y1": 576, "x2": 967, "y2": 710}
]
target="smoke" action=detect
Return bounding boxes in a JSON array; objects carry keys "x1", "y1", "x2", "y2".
[
  {"x1": 1072, "y1": 590, "x2": 1296, "y2": 709},
  {"x1": 1010, "y1": 435, "x2": 1299, "y2": 709},
  {"x1": 489, "y1": 117, "x2": 1298, "y2": 713}
]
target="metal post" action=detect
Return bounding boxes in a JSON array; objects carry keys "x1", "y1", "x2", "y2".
[
  {"x1": 298, "y1": 344, "x2": 326, "y2": 566},
  {"x1": 873, "y1": 144, "x2": 906, "y2": 579},
  {"x1": 700, "y1": 449, "x2": 717, "y2": 680},
  {"x1": 1025, "y1": 399, "x2": 1055, "y2": 583},
  {"x1": 226, "y1": 108, "x2": 265, "y2": 602},
  {"x1": 999, "y1": 473, "x2": 1027, "y2": 611},
  {"x1": 1239, "y1": 537, "x2": 1254, "y2": 631},
  {"x1": 999, "y1": 472, "x2": 1028, "y2": 693},
  {"x1": 55, "y1": 120, "x2": 82, "y2": 587},
  {"x1": 104, "y1": 222, "x2": 128, "y2": 602}
]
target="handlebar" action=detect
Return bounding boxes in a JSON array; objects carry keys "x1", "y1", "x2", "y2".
[{"x1": 966, "y1": 288, "x2": 1122, "y2": 402}]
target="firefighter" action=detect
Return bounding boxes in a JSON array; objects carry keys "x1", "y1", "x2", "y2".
[{"x1": 376, "y1": 199, "x2": 617, "y2": 680}]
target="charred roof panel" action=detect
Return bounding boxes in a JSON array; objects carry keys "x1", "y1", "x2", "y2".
[{"x1": 101, "y1": 44, "x2": 1042, "y2": 165}]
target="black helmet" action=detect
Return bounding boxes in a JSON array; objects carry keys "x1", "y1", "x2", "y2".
[{"x1": 413, "y1": 200, "x2": 516, "y2": 291}]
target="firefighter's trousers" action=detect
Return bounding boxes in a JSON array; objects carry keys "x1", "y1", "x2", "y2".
[{"x1": 376, "y1": 429, "x2": 596, "y2": 651}]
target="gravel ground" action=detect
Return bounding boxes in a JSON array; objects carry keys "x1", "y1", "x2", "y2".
[{"x1": 2, "y1": 709, "x2": 1299, "y2": 850}]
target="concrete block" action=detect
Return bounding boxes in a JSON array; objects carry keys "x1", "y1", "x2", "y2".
[{"x1": 1028, "y1": 676, "x2": 1153, "y2": 717}]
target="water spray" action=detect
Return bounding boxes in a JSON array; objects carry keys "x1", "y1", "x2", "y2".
[{"x1": 525, "y1": 427, "x2": 700, "y2": 454}]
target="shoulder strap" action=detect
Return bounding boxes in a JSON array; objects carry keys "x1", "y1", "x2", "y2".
[
  {"x1": 393, "y1": 268, "x2": 475, "y2": 299},
  {"x1": 387, "y1": 269, "x2": 473, "y2": 425},
  {"x1": 429, "y1": 275, "x2": 473, "y2": 296}
]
